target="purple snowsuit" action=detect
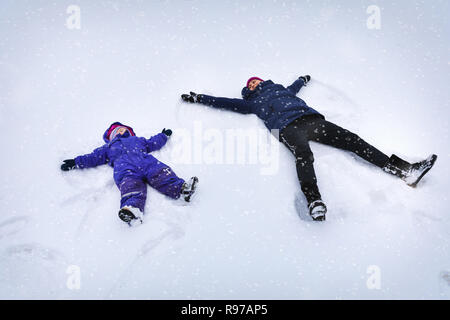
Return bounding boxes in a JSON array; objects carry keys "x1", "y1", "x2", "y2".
[{"x1": 74, "y1": 122, "x2": 185, "y2": 212}]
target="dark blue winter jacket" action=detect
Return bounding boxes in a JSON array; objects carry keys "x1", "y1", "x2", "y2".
[
  {"x1": 74, "y1": 122, "x2": 169, "y2": 183},
  {"x1": 198, "y1": 78, "x2": 324, "y2": 132}
]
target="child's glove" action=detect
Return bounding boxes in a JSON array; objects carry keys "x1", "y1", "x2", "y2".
[
  {"x1": 181, "y1": 91, "x2": 201, "y2": 103},
  {"x1": 61, "y1": 159, "x2": 76, "y2": 171},
  {"x1": 162, "y1": 128, "x2": 172, "y2": 137},
  {"x1": 300, "y1": 75, "x2": 311, "y2": 85}
]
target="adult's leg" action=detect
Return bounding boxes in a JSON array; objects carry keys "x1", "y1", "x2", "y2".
[
  {"x1": 307, "y1": 119, "x2": 390, "y2": 168},
  {"x1": 147, "y1": 165, "x2": 185, "y2": 200},
  {"x1": 280, "y1": 121, "x2": 322, "y2": 204}
]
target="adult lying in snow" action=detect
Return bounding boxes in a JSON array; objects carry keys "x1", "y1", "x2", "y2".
[
  {"x1": 181, "y1": 76, "x2": 437, "y2": 221},
  {"x1": 60, "y1": 122, "x2": 198, "y2": 226}
]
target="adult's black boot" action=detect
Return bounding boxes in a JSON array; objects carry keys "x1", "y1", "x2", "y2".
[
  {"x1": 382, "y1": 154, "x2": 437, "y2": 187},
  {"x1": 302, "y1": 183, "x2": 327, "y2": 221}
]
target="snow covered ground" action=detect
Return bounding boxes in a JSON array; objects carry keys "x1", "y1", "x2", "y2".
[{"x1": 0, "y1": 0, "x2": 449, "y2": 299}]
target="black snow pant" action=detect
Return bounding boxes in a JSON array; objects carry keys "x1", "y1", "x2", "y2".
[{"x1": 279, "y1": 115, "x2": 390, "y2": 204}]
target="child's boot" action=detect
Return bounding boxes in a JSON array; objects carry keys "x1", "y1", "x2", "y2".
[
  {"x1": 118, "y1": 206, "x2": 143, "y2": 226},
  {"x1": 181, "y1": 177, "x2": 199, "y2": 202}
]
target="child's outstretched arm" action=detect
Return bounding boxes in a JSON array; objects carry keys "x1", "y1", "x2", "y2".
[
  {"x1": 61, "y1": 144, "x2": 109, "y2": 171},
  {"x1": 286, "y1": 75, "x2": 311, "y2": 95},
  {"x1": 145, "y1": 129, "x2": 171, "y2": 153}
]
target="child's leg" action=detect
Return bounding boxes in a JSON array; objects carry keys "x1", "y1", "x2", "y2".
[
  {"x1": 116, "y1": 176, "x2": 148, "y2": 212},
  {"x1": 146, "y1": 166, "x2": 185, "y2": 199}
]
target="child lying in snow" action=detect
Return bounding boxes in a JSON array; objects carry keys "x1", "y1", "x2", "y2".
[{"x1": 61, "y1": 122, "x2": 198, "y2": 226}]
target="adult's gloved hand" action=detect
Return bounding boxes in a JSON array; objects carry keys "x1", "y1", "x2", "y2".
[
  {"x1": 61, "y1": 159, "x2": 76, "y2": 171},
  {"x1": 181, "y1": 91, "x2": 201, "y2": 103},
  {"x1": 300, "y1": 75, "x2": 311, "y2": 85},
  {"x1": 162, "y1": 128, "x2": 172, "y2": 137}
]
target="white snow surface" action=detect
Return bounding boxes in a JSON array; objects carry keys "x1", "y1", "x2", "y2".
[{"x1": 0, "y1": 0, "x2": 449, "y2": 299}]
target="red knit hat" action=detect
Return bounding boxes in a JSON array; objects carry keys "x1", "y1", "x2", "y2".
[{"x1": 246, "y1": 77, "x2": 264, "y2": 88}]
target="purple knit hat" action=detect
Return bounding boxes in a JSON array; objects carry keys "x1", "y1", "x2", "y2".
[{"x1": 246, "y1": 77, "x2": 264, "y2": 88}]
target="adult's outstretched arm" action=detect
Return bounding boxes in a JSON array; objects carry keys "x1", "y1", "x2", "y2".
[
  {"x1": 286, "y1": 75, "x2": 310, "y2": 95},
  {"x1": 198, "y1": 94, "x2": 252, "y2": 114}
]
